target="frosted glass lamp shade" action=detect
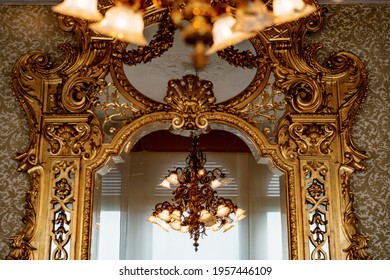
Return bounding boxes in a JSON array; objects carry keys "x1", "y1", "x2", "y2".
[
  {"x1": 159, "y1": 178, "x2": 171, "y2": 189},
  {"x1": 206, "y1": 15, "x2": 254, "y2": 55},
  {"x1": 167, "y1": 173, "x2": 179, "y2": 185},
  {"x1": 158, "y1": 210, "x2": 171, "y2": 222},
  {"x1": 211, "y1": 179, "x2": 222, "y2": 189},
  {"x1": 147, "y1": 215, "x2": 158, "y2": 224},
  {"x1": 159, "y1": 221, "x2": 170, "y2": 232},
  {"x1": 170, "y1": 220, "x2": 182, "y2": 231},
  {"x1": 210, "y1": 222, "x2": 222, "y2": 232},
  {"x1": 52, "y1": 0, "x2": 103, "y2": 22},
  {"x1": 216, "y1": 204, "x2": 230, "y2": 217},
  {"x1": 222, "y1": 223, "x2": 234, "y2": 232},
  {"x1": 180, "y1": 226, "x2": 189, "y2": 233},
  {"x1": 273, "y1": 0, "x2": 317, "y2": 24},
  {"x1": 233, "y1": 1, "x2": 274, "y2": 33},
  {"x1": 171, "y1": 210, "x2": 181, "y2": 221},
  {"x1": 90, "y1": 5, "x2": 148, "y2": 45}
]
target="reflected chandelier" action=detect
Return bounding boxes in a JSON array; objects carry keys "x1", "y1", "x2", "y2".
[
  {"x1": 53, "y1": 0, "x2": 316, "y2": 69},
  {"x1": 147, "y1": 136, "x2": 246, "y2": 251}
]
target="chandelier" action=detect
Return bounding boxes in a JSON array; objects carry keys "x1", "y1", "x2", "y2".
[
  {"x1": 52, "y1": 0, "x2": 317, "y2": 69},
  {"x1": 146, "y1": 136, "x2": 246, "y2": 251}
]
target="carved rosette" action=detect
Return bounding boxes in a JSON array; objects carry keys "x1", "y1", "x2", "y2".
[
  {"x1": 303, "y1": 160, "x2": 330, "y2": 260},
  {"x1": 164, "y1": 75, "x2": 216, "y2": 131}
]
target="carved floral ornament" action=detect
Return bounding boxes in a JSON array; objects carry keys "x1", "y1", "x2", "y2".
[{"x1": 8, "y1": 0, "x2": 371, "y2": 260}]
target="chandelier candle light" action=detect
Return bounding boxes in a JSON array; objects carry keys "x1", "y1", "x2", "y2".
[
  {"x1": 52, "y1": 0, "x2": 317, "y2": 69},
  {"x1": 147, "y1": 136, "x2": 246, "y2": 251}
]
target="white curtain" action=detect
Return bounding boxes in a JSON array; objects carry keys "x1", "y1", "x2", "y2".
[{"x1": 92, "y1": 151, "x2": 287, "y2": 260}]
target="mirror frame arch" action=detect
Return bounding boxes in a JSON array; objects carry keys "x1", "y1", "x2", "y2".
[
  {"x1": 85, "y1": 115, "x2": 297, "y2": 260},
  {"x1": 6, "y1": 0, "x2": 371, "y2": 260}
]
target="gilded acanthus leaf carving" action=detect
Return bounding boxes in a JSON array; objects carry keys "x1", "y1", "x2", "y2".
[
  {"x1": 340, "y1": 167, "x2": 371, "y2": 260},
  {"x1": 278, "y1": 124, "x2": 298, "y2": 160},
  {"x1": 8, "y1": 0, "x2": 373, "y2": 260},
  {"x1": 164, "y1": 74, "x2": 216, "y2": 130},
  {"x1": 239, "y1": 77, "x2": 287, "y2": 142},
  {"x1": 289, "y1": 122, "x2": 336, "y2": 156},
  {"x1": 274, "y1": 70, "x2": 328, "y2": 114},
  {"x1": 94, "y1": 79, "x2": 142, "y2": 139},
  {"x1": 6, "y1": 167, "x2": 42, "y2": 260},
  {"x1": 44, "y1": 118, "x2": 102, "y2": 160}
]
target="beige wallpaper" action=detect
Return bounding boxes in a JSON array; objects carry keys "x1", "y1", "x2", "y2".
[
  {"x1": 305, "y1": 4, "x2": 390, "y2": 259},
  {"x1": 0, "y1": 4, "x2": 389, "y2": 259}
]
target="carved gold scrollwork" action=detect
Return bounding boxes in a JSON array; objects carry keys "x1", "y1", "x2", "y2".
[
  {"x1": 340, "y1": 166, "x2": 371, "y2": 260},
  {"x1": 274, "y1": 71, "x2": 326, "y2": 113},
  {"x1": 6, "y1": 167, "x2": 42, "y2": 260},
  {"x1": 164, "y1": 75, "x2": 216, "y2": 130},
  {"x1": 60, "y1": 77, "x2": 99, "y2": 113},
  {"x1": 239, "y1": 78, "x2": 287, "y2": 141},
  {"x1": 8, "y1": 0, "x2": 373, "y2": 260},
  {"x1": 278, "y1": 117, "x2": 336, "y2": 160},
  {"x1": 278, "y1": 124, "x2": 298, "y2": 160},
  {"x1": 44, "y1": 117, "x2": 102, "y2": 160},
  {"x1": 289, "y1": 122, "x2": 336, "y2": 156}
]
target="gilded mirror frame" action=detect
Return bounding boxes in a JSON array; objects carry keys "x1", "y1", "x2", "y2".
[{"x1": 7, "y1": 0, "x2": 371, "y2": 260}]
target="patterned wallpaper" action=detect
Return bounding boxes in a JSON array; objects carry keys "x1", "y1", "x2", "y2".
[
  {"x1": 0, "y1": 4, "x2": 389, "y2": 259},
  {"x1": 305, "y1": 4, "x2": 390, "y2": 259},
  {"x1": 0, "y1": 5, "x2": 74, "y2": 259}
]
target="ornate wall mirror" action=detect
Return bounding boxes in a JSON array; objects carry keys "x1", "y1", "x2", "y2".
[
  {"x1": 92, "y1": 130, "x2": 288, "y2": 260},
  {"x1": 7, "y1": 0, "x2": 371, "y2": 260}
]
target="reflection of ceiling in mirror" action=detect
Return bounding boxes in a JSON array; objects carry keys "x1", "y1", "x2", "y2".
[{"x1": 124, "y1": 25, "x2": 257, "y2": 103}]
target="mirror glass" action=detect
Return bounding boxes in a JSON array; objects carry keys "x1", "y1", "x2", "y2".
[
  {"x1": 91, "y1": 130, "x2": 288, "y2": 260},
  {"x1": 123, "y1": 24, "x2": 257, "y2": 103}
]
